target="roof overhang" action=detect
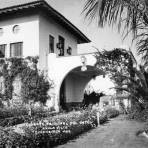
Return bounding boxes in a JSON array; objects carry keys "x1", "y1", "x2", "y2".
[{"x1": 0, "y1": 0, "x2": 91, "y2": 44}]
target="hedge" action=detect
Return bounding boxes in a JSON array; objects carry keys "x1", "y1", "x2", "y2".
[
  {"x1": 105, "y1": 108, "x2": 120, "y2": 118},
  {"x1": 0, "y1": 110, "x2": 108, "y2": 147}
]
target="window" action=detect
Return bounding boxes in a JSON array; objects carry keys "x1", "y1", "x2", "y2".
[
  {"x1": 13, "y1": 25, "x2": 20, "y2": 34},
  {"x1": 58, "y1": 36, "x2": 65, "y2": 56},
  {"x1": 0, "y1": 28, "x2": 4, "y2": 36},
  {"x1": 0, "y1": 44, "x2": 6, "y2": 58},
  {"x1": 49, "y1": 35, "x2": 54, "y2": 53},
  {"x1": 10, "y1": 42, "x2": 23, "y2": 57}
]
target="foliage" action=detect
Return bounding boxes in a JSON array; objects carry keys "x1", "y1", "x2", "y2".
[
  {"x1": 0, "y1": 109, "x2": 110, "y2": 147},
  {"x1": 0, "y1": 110, "x2": 94, "y2": 147},
  {"x1": 83, "y1": 0, "x2": 148, "y2": 63},
  {"x1": 82, "y1": 91, "x2": 105, "y2": 106},
  {"x1": 0, "y1": 127, "x2": 35, "y2": 148},
  {"x1": 0, "y1": 99, "x2": 4, "y2": 108},
  {"x1": 95, "y1": 48, "x2": 134, "y2": 87},
  {"x1": 0, "y1": 106, "x2": 57, "y2": 127},
  {"x1": 21, "y1": 69, "x2": 50, "y2": 104},
  {"x1": 0, "y1": 106, "x2": 28, "y2": 119},
  {"x1": 0, "y1": 115, "x2": 30, "y2": 127},
  {"x1": 95, "y1": 48, "x2": 148, "y2": 110},
  {"x1": 95, "y1": 48, "x2": 132, "y2": 92},
  {"x1": 0, "y1": 113, "x2": 58, "y2": 128},
  {"x1": 119, "y1": 100, "x2": 128, "y2": 114},
  {"x1": 105, "y1": 108, "x2": 120, "y2": 118},
  {"x1": 127, "y1": 102, "x2": 148, "y2": 122},
  {"x1": 0, "y1": 57, "x2": 51, "y2": 104},
  {"x1": 83, "y1": 0, "x2": 148, "y2": 125},
  {"x1": 99, "y1": 111, "x2": 108, "y2": 124}
]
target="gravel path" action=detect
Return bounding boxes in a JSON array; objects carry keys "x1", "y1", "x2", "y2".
[{"x1": 55, "y1": 116, "x2": 148, "y2": 148}]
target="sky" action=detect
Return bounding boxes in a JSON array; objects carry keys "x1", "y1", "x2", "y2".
[
  {"x1": 49, "y1": 0, "x2": 134, "y2": 51},
  {"x1": 48, "y1": 0, "x2": 134, "y2": 94},
  {"x1": 89, "y1": 76, "x2": 116, "y2": 95}
]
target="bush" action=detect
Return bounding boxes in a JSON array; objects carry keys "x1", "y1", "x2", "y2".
[
  {"x1": 127, "y1": 108, "x2": 148, "y2": 122},
  {"x1": 99, "y1": 112, "x2": 108, "y2": 124},
  {"x1": 0, "y1": 105, "x2": 56, "y2": 119},
  {"x1": 0, "y1": 106, "x2": 28, "y2": 119},
  {"x1": 0, "y1": 110, "x2": 97, "y2": 147},
  {"x1": 0, "y1": 106, "x2": 57, "y2": 127},
  {"x1": 105, "y1": 108, "x2": 120, "y2": 118},
  {"x1": 0, "y1": 108, "x2": 110, "y2": 147},
  {"x1": 23, "y1": 110, "x2": 108, "y2": 147},
  {"x1": 0, "y1": 127, "x2": 35, "y2": 148},
  {"x1": 31, "y1": 106, "x2": 56, "y2": 118},
  {"x1": 127, "y1": 102, "x2": 148, "y2": 122},
  {"x1": 0, "y1": 115, "x2": 31, "y2": 127},
  {"x1": 0, "y1": 57, "x2": 51, "y2": 105},
  {"x1": 0, "y1": 111, "x2": 58, "y2": 127}
]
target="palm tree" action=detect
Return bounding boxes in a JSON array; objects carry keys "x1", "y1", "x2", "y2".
[{"x1": 83, "y1": 0, "x2": 148, "y2": 62}]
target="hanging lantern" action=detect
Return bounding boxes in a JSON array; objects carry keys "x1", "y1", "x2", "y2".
[
  {"x1": 67, "y1": 47, "x2": 72, "y2": 55},
  {"x1": 81, "y1": 56, "x2": 87, "y2": 71},
  {"x1": 81, "y1": 65, "x2": 87, "y2": 71}
]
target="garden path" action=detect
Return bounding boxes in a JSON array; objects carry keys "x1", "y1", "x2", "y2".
[{"x1": 55, "y1": 115, "x2": 148, "y2": 148}]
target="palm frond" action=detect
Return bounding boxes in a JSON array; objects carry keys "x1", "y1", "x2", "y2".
[{"x1": 83, "y1": 0, "x2": 148, "y2": 62}]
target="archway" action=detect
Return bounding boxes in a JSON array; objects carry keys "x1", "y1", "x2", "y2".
[{"x1": 59, "y1": 65, "x2": 104, "y2": 110}]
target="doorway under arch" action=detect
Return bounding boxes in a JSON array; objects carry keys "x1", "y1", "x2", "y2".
[{"x1": 59, "y1": 65, "x2": 104, "y2": 110}]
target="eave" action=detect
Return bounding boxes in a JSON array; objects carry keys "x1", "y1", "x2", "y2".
[{"x1": 0, "y1": 0, "x2": 91, "y2": 44}]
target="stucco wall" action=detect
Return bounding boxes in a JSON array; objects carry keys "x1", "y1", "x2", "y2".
[
  {"x1": 47, "y1": 53, "x2": 98, "y2": 111},
  {"x1": 39, "y1": 13, "x2": 78, "y2": 70},
  {"x1": 0, "y1": 14, "x2": 39, "y2": 58}
]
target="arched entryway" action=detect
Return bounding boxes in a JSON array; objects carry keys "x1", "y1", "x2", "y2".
[{"x1": 59, "y1": 66, "x2": 104, "y2": 110}]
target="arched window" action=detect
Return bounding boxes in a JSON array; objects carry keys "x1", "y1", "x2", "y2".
[{"x1": 13, "y1": 25, "x2": 20, "y2": 34}]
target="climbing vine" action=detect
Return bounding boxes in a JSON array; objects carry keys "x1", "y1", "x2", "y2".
[
  {"x1": 0, "y1": 57, "x2": 51, "y2": 105},
  {"x1": 95, "y1": 48, "x2": 134, "y2": 88},
  {"x1": 95, "y1": 48, "x2": 148, "y2": 107}
]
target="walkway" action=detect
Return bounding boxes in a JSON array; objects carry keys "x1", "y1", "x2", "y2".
[{"x1": 55, "y1": 116, "x2": 148, "y2": 148}]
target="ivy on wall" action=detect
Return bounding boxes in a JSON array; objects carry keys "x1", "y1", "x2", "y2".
[{"x1": 0, "y1": 56, "x2": 51, "y2": 105}]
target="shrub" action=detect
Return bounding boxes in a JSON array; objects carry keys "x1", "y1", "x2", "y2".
[
  {"x1": 127, "y1": 102, "x2": 148, "y2": 122},
  {"x1": 0, "y1": 109, "x2": 110, "y2": 147},
  {"x1": 0, "y1": 115, "x2": 31, "y2": 127},
  {"x1": 99, "y1": 112, "x2": 108, "y2": 124},
  {"x1": 0, "y1": 57, "x2": 51, "y2": 105},
  {"x1": 119, "y1": 100, "x2": 127, "y2": 114},
  {"x1": 0, "y1": 100, "x2": 4, "y2": 108},
  {"x1": 31, "y1": 106, "x2": 56, "y2": 118},
  {"x1": 127, "y1": 108, "x2": 148, "y2": 122},
  {"x1": 0, "y1": 105, "x2": 57, "y2": 127},
  {"x1": 0, "y1": 110, "x2": 98, "y2": 147},
  {"x1": 105, "y1": 108, "x2": 120, "y2": 118},
  {"x1": 0, "y1": 106, "x2": 28, "y2": 119},
  {"x1": 0, "y1": 105, "x2": 56, "y2": 119},
  {"x1": 0, "y1": 108, "x2": 58, "y2": 127},
  {"x1": 0, "y1": 127, "x2": 35, "y2": 147},
  {"x1": 21, "y1": 68, "x2": 51, "y2": 104},
  {"x1": 23, "y1": 110, "x2": 108, "y2": 147}
]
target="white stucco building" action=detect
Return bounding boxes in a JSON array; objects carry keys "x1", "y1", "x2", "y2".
[{"x1": 0, "y1": 0, "x2": 104, "y2": 111}]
